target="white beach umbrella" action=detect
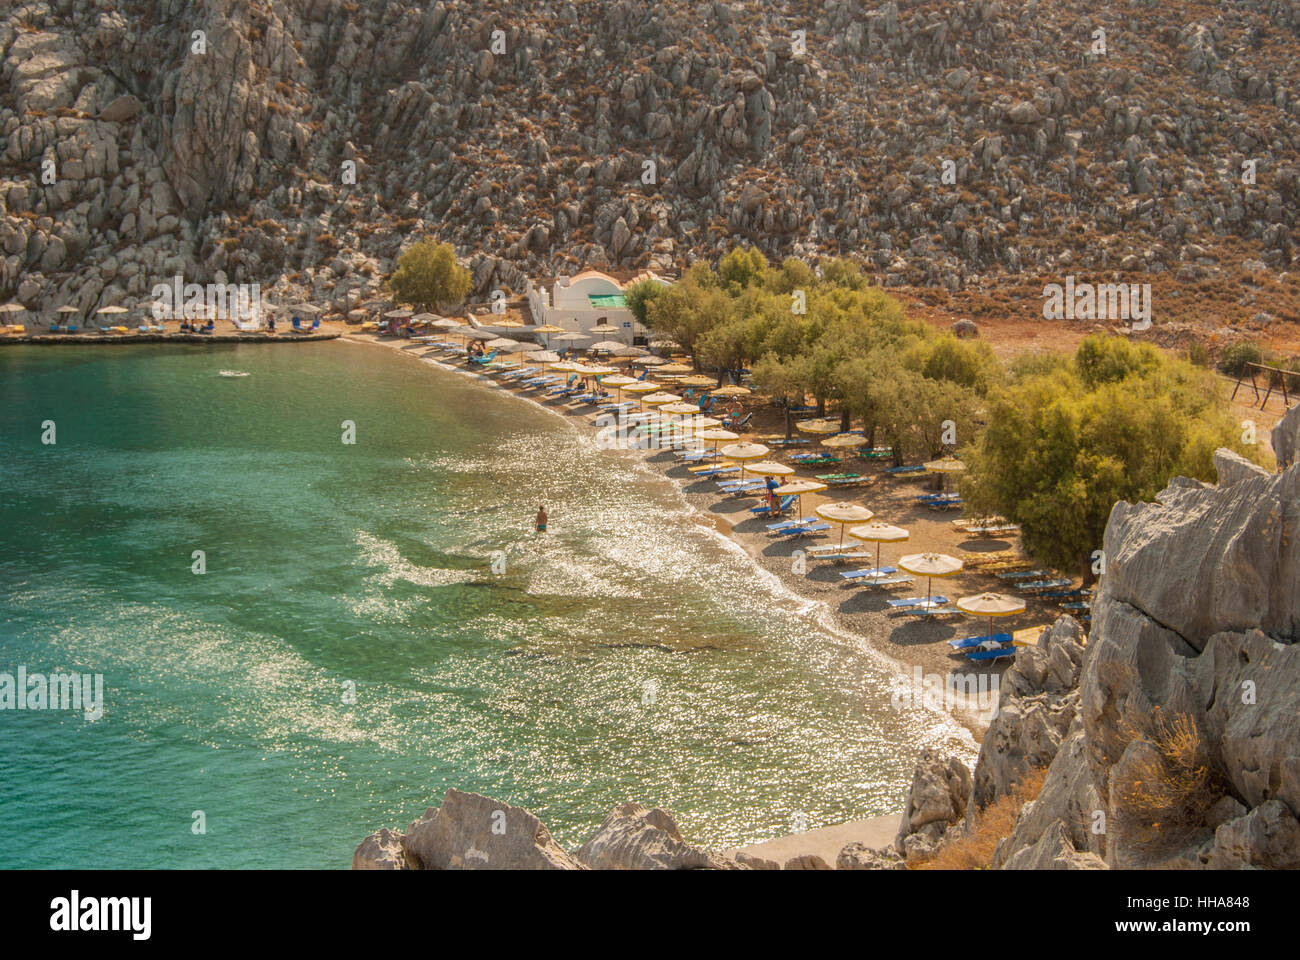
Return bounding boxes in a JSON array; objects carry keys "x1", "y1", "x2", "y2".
[
  {"x1": 719, "y1": 441, "x2": 770, "y2": 481},
  {"x1": 956, "y1": 592, "x2": 1026, "y2": 648},
  {"x1": 847, "y1": 521, "x2": 910, "y2": 577},
  {"x1": 815, "y1": 503, "x2": 876, "y2": 548},
  {"x1": 588, "y1": 322, "x2": 621, "y2": 334},
  {"x1": 589, "y1": 340, "x2": 626, "y2": 353},
  {"x1": 770, "y1": 479, "x2": 828, "y2": 519},
  {"x1": 898, "y1": 553, "x2": 964, "y2": 608}
]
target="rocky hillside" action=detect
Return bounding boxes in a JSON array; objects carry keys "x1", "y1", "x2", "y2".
[{"x1": 2, "y1": 0, "x2": 1298, "y2": 325}]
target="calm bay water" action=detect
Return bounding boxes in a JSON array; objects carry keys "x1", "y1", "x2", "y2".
[{"x1": 0, "y1": 341, "x2": 972, "y2": 868}]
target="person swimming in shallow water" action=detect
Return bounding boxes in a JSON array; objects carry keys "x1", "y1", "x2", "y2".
[{"x1": 535, "y1": 505, "x2": 548, "y2": 533}]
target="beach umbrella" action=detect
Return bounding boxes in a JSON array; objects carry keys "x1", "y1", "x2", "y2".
[
  {"x1": 926, "y1": 455, "x2": 967, "y2": 492},
  {"x1": 847, "y1": 522, "x2": 910, "y2": 579},
  {"x1": 677, "y1": 376, "x2": 716, "y2": 388},
  {"x1": 432, "y1": 318, "x2": 463, "y2": 329},
  {"x1": 466, "y1": 328, "x2": 497, "y2": 341},
  {"x1": 578, "y1": 364, "x2": 617, "y2": 375},
  {"x1": 796, "y1": 417, "x2": 841, "y2": 435},
  {"x1": 614, "y1": 345, "x2": 647, "y2": 357},
  {"x1": 683, "y1": 416, "x2": 723, "y2": 430},
  {"x1": 532, "y1": 324, "x2": 565, "y2": 334},
  {"x1": 384, "y1": 308, "x2": 413, "y2": 319},
  {"x1": 0, "y1": 303, "x2": 25, "y2": 314},
  {"x1": 655, "y1": 363, "x2": 693, "y2": 375},
  {"x1": 486, "y1": 337, "x2": 520, "y2": 350},
  {"x1": 771, "y1": 479, "x2": 827, "y2": 520},
  {"x1": 492, "y1": 318, "x2": 525, "y2": 329},
  {"x1": 588, "y1": 322, "x2": 621, "y2": 334},
  {"x1": 720, "y1": 441, "x2": 771, "y2": 481},
  {"x1": 898, "y1": 552, "x2": 964, "y2": 608},
  {"x1": 622, "y1": 381, "x2": 661, "y2": 394},
  {"x1": 529, "y1": 350, "x2": 562, "y2": 373},
  {"x1": 710, "y1": 385, "x2": 751, "y2": 398},
  {"x1": 589, "y1": 340, "x2": 626, "y2": 353},
  {"x1": 551, "y1": 332, "x2": 589, "y2": 342},
  {"x1": 599, "y1": 373, "x2": 640, "y2": 405},
  {"x1": 96, "y1": 305, "x2": 129, "y2": 314},
  {"x1": 633, "y1": 355, "x2": 665, "y2": 365},
  {"x1": 815, "y1": 503, "x2": 876, "y2": 548},
  {"x1": 639, "y1": 392, "x2": 682, "y2": 406},
  {"x1": 696, "y1": 427, "x2": 740, "y2": 455},
  {"x1": 821, "y1": 433, "x2": 867, "y2": 449},
  {"x1": 56, "y1": 305, "x2": 79, "y2": 313},
  {"x1": 746, "y1": 461, "x2": 795, "y2": 477},
  {"x1": 659, "y1": 402, "x2": 702, "y2": 415},
  {"x1": 956, "y1": 592, "x2": 1026, "y2": 649}
]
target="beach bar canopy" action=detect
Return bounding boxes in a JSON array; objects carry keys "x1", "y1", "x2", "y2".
[
  {"x1": 898, "y1": 552, "x2": 963, "y2": 608},
  {"x1": 956, "y1": 592, "x2": 1026, "y2": 648}
]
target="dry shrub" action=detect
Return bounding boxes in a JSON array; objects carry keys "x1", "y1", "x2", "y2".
[
  {"x1": 1112, "y1": 707, "x2": 1219, "y2": 857},
  {"x1": 912, "y1": 766, "x2": 1048, "y2": 870}
]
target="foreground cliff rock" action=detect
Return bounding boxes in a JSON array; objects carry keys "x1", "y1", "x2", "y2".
[
  {"x1": 896, "y1": 404, "x2": 1300, "y2": 870},
  {"x1": 353, "y1": 789, "x2": 750, "y2": 870}
]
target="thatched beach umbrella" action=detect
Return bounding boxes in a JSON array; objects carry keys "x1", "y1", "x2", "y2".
[
  {"x1": 821, "y1": 433, "x2": 867, "y2": 450},
  {"x1": 956, "y1": 592, "x2": 1026, "y2": 648},
  {"x1": 796, "y1": 417, "x2": 841, "y2": 435},
  {"x1": 711, "y1": 385, "x2": 751, "y2": 398},
  {"x1": 770, "y1": 479, "x2": 827, "y2": 520},
  {"x1": 588, "y1": 322, "x2": 620, "y2": 334},
  {"x1": 926, "y1": 455, "x2": 966, "y2": 492},
  {"x1": 696, "y1": 427, "x2": 739, "y2": 456},
  {"x1": 720, "y1": 441, "x2": 770, "y2": 481},
  {"x1": 847, "y1": 522, "x2": 910, "y2": 578},
  {"x1": 815, "y1": 503, "x2": 875, "y2": 548},
  {"x1": 898, "y1": 552, "x2": 963, "y2": 608}
]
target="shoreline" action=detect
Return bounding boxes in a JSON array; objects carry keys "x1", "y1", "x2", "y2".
[
  {"x1": 0, "y1": 331, "x2": 340, "y2": 346},
  {"x1": 343, "y1": 334, "x2": 1045, "y2": 739}
]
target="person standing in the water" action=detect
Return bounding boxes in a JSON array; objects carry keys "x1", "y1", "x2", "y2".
[{"x1": 535, "y1": 505, "x2": 548, "y2": 533}]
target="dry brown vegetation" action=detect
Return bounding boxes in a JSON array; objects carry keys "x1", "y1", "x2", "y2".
[
  {"x1": 1111, "y1": 708, "x2": 1220, "y2": 858},
  {"x1": 911, "y1": 766, "x2": 1049, "y2": 870}
]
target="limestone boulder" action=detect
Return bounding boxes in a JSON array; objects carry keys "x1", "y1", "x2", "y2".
[
  {"x1": 352, "y1": 828, "x2": 417, "y2": 870},
  {"x1": 403, "y1": 789, "x2": 584, "y2": 870},
  {"x1": 573, "y1": 801, "x2": 742, "y2": 870}
]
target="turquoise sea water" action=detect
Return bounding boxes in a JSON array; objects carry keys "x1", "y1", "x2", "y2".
[{"x1": 0, "y1": 342, "x2": 972, "y2": 868}]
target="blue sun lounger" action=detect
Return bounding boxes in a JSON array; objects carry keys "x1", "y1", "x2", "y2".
[
  {"x1": 885, "y1": 465, "x2": 926, "y2": 475},
  {"x1": 902, "y1": 606, "x2": 960, "y2": 618},
  {"x1": 1018, "y1": 578, "x2": 1071, "y2": 591},
  {"x1": 1059, "y1": 601, "x2": 1092, "y2": 610},
  {"x1": 995, "y1": 569, "x2": 1047, "y2": 580},
  {"x1": 948, "y1": 633, "x2": 1014, "y2": 650},
  {"x1": 750, "y1": 495, "x2": 796, "y2": 515},
  {"x1": 887, "y1": 595, "x2": 951, "y2": 609},
  {"x1": 967, "y1": 645, "x2": 1016, "y2": 661},
  {"x1": 840, "y1": 566, "x2": 899, "y2": 580},
  {"x1": 775, "y1": 522, "x2": 830, "y2": 537}
]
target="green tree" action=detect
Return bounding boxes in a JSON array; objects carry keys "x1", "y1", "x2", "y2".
[
  {"x1": 717, "y1": 245, "x2": 768, "y2": 292},
  {"x1": 387, "y1": 240, "x2": 471, "y2": 310},
  {"x1": 622, "y1": 278, "x2": 664, "y2": 326},
  {"x1": 963, "y1": 342, "x2": 1262, "y2": 578}
]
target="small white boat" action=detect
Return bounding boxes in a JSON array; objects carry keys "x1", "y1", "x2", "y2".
[{"x1": 218, "y1": 370, "x2": 249, "y2": 378}]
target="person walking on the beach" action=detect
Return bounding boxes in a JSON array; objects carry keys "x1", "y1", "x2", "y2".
[
  {"x1": 535, "y1": 505, "x2": 548, "y2": 533},
  {"x1": 765, "y1": 475, "x2": 781, "y2": 517}
]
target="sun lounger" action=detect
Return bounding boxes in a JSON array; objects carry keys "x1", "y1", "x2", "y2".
[
  {"x1": 852, "y1": 574, "x2": 913, "y2": 587},
  {"x1": 814, "y1": 472, "x2": 861, "y2": 482},
  {"x1": 948, "y1": 633, "x2": 1014, "y2": 650},
  {"x1": 840, "y1": 566, "x2": 900, "y2": 580},
  {"x1": 884, "y1": 465, "x2": 926, "y2": 475},
  {"x1": 693, "y1": 466, "x2": 739, "y2": 478},
  {"x1": 811, "y1": 551, "x2": 872, "y2": 562},
  {"x1": 1059, "y1": 601, "x2": 1092, "y2": 610},
  {"x1": 772, "y1": 522, "x2": 830, "y2": 537},
  {"x1": 766, "y1": 438, "x2": 810, "y2": 447},
  {"x1": 887, "y1": 596, "x2": 951, "y2": 609},
  {"x1": 765, "y1": 516, "x2": 815, "y2": 531},
  {"x1": 995, "y1": 569, "x2": 1047, "y2": 580},
  {"x1": 967, "y1": 646, "x2": 1016, "y2": 661},
  {"x1": 902, "y1": 607, "x2": 961, "y2": 618},
  {"x1": 1018, "y1": 578, "x2": 1071, "y2": 591}
]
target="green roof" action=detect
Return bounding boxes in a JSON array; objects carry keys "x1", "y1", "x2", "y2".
[{"x1": 588, "y1": 294, "x2": 627, "y2": 308}]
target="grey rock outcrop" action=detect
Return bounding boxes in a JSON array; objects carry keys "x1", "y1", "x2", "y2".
[
  {"x1": 572, "y1": 801, "x2": 742, "y2": 870},
  {"x1": 837, "y1": 842, "x2": 906, "y2": 870},
  {"x1": 402, "y1": 789, "x2": 584, "y2": 870},
  {"x1": 352, "y1": 827, "x2": 417, "y2": 870},
  {"x1": 894, "y1": 749, "x2": 971, "y2": 860}
]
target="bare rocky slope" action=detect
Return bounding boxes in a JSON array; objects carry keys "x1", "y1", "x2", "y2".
[{"x1": 3, "y1": 0, "x2": 1298, "y2": 323}]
